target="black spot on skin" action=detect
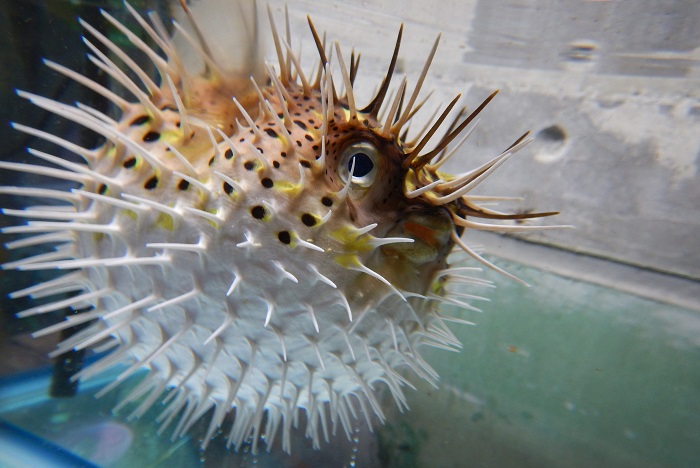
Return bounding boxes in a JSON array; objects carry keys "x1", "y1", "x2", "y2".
[
  {"x1": 294, "y1": 120, "x2": 308, "y2": 130},
  {"x1": 244, "y1": 161, "x2": 255, "y2": 171},
  {"x1": 209, "y1": 156, "x2": 215, "y2": 166},
  {"x1": 223, "y1": 182, "x2": 234, "y2": 195},
  {"x1": 300, "y1": 160, "x2": 311, "y2": 169},
  {"x1": 239, "y1": 138, "x2": 246, "y2": 142},
  {"x1": 301, "y1": 213, "x2": 316, "y2": 227},
  {"x1": 123, "y1": 157, "x2": 137, "y2": 169},
  {"x1": 225, "y1": 148, "x2": 234, "y2": 159},
  {"x1": 178, "y1": 180, "x2": 190, "y2": 191},
  {"x1": 264, "y1": 128, "x2": 278, "y2": 138},
  {"x1": 278, "y1": 231, "x2": 291, "y2": 244},
  {"x1": 296, "y1": 140, "x2": 302, "y2": 147},
  {"x1": 142, "y1": 131, "x2": 160, "y2": 143},
  {"x1": 280, "y1": 152, "x2": 287, "y2": 158},
  {"x1": 256, "y1": 147, "x2": 264, "y2": 154},
  {"x1": 312, "y1": 145, "x2": 319, "y2": 151},
  {"x1": 144, "y1": 176, "x2": 158, "y2": 190},
  {"x1": 251, "y1": 205, "x2": 266, "y2": 219},
  {"x1": 273, "y1": 161, "x2": 280, "y2": 169},
  {"x1": 98, "y1": 184, "x2": 107, "y2": 195},
  {"x1": 305, "y1": 134, "x2": 314, "y2": 142},
  {"x1": 261, "y1": 178, "x2": 273, "y2": 188},
  {"x1": 322, "y1": 196, "x2": 333, "y2": 207},
  {"x1": 129, "y1": 115, "x2": 149, "y2": 126}
]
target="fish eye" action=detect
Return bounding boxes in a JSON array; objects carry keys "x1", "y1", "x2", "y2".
[{"x1": 338, "y1": 141, "x2": 379, "y2": 188}]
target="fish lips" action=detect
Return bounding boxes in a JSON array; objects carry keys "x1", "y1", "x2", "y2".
[{"x1": 381, "y1": 208, "x2": 454, "y2": 265}]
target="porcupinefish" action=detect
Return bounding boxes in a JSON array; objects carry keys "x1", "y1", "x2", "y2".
[{"x1": 1, "y1": 0, "x2": 562, "y2": 453}]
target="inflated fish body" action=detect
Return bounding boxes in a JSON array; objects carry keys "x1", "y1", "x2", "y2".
[{"x1": 2, "y1": 0, "x2": 560, "y2": 453}]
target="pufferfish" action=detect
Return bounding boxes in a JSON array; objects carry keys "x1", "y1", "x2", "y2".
[{"x1": 1, "y1": 0, "x2": 561, "y2": 454}]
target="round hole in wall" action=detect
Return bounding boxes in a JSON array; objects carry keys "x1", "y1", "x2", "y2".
[
  {"x1": 537, "y1": 125, "x2": 567, "y2": 143},
  {"x1": 532, "y1": 125, "x2": 568, "y2": 164}
]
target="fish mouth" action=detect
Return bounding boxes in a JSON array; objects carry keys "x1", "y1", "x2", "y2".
[{"x1": 381, "y1": 208, "x2": 455, "y2": 265}]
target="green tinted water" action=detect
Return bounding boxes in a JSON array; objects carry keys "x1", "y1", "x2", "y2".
[
  {"x1": 383, "y1": 259, "x2": 700, "y2": 468},
  {"x1": 1, "y1": 258, "x2": 698, "y2": 467}
]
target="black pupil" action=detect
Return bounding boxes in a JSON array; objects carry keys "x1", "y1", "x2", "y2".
[{"x1": 348, "y1": 152, "x2": 373, "y2": 177}]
